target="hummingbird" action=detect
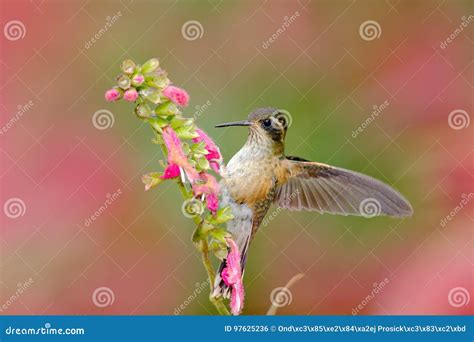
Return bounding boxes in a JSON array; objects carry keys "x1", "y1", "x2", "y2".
[{"x1": 211, "y1": 107, "x2": 413, "y2": 299}]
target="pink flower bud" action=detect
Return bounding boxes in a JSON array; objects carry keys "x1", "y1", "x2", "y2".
[
  {"x1": 132, "y1": 74, "x2": 145, "y2": 86},
  {"x1": 193, "y1": 128, "x2": 223, "y2": 173},
  {"x1": 163, "y1": 85, "x2": 190, "y2": 107},
  {"x1": 124, "y1": 89, "x2": 139, "y2": 102},
  {"x1": 105, "y1": 88, "x2": 121, "y2": 102}
]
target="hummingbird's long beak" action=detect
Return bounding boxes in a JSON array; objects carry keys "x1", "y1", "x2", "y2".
[{"x1": 215, "y1": 120, "x2": 252, "y2": 128}]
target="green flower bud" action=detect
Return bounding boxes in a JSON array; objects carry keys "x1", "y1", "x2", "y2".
[
  {"x1": 141, "y1": 58, "x2": 160, "y2": 74},
  {"x1": 155, "y1": 101, "x2": 180, "y2": 116},
  {"x1": 121, "y1": 59, "x2": 136, "y2": 74},
  {"x1": 140, "y1": 88, "x2": 161, "y2": 104},
  {"x1": 116, "y1": 74, "x2": 131, "y2": 90},
  {"x1": 197, "y1": 157, "x2": 210, "y2": 170},
  {"x1": 135, "y1": 104, "x2": 153, "y2": 118},
  {"x1": 131, "y1": 74, "x2": 145, "y2": 86},
  {"x1": 145, "y1": 69, "x2": 170, "y2": 89}
]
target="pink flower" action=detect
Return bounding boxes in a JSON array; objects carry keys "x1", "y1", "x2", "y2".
[
  {"x1": 206, "y1": 193, "x2": 218, "y2": 214},
  {"x1": 222, "y1": 237, "x2": 244, "y2": 315},
  {"x1": 193, "y1": 128, "x2": 223, "y2": 173},
  {"x1": 161, "y1": 126, "x2": 199, "y2": 183},
  {"x1": 161, "y1": 163, "x2": 181, "y2": 180},
  {"x1": 192, "y1": 173, "x2": 219, "y2": 214},
  {"x1": 123, "y1": 89, "x2": 139, "y2": 102},
  {"x1": 105, "y1": 88, "x2": 121, "y2": 102},
  {"x1": 163, "y1": 85, "x2": 190, "y2": 107}
]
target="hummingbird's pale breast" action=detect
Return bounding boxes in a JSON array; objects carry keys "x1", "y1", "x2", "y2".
[{"x1": 222, "y1": 129, "x2": 289, "y2": 207}]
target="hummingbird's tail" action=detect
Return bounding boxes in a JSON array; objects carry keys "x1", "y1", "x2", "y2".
[{"x1": 211, "y1": 237, "x2": 249, "y2": 299}]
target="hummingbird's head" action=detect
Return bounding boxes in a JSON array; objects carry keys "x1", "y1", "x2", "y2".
[{"x1": 215, "y1": 107, "x2": 290, "y2": 151}]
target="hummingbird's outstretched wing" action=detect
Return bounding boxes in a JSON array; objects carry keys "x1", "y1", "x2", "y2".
[{"x1": 274, "y1": 157, "x2": 413, "y2": 217}]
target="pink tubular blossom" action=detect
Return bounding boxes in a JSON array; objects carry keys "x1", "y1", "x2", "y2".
[
  {"x1": 192, "y1": 128, "x2": 223, "y2": 173},
  {"x1": 206, "y1": 192, "x2": 218, "y2": 214},
  {"x1": 161, "y1": 163, "x2": 181, "y2": 179},
  {"x1": 123, "y1": 89, "x2": 139, "y2": 102},
  {"x1": 192, "y1": 173, "x2": 219, "y2": 214},
  {"x1": 105, "y1": 88, "x2": 121, "y2": 102},
  {"x1": 163, "y1": 85, "x2": 190, "y2": 107},
  {"x1": 161, "y1": 126, "x2": 199, "y2": 183},
  {"x1": 221, "y1": 237, "x2": 244, "y2": 315}
]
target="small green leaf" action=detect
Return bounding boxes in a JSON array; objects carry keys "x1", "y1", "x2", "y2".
[
  {"x1": 192, "y1": 221, "x2": 213, "y2": 243},
  {"x1": 208, "y1": 206, "x2": 234, "y2": 225},
  {"x1": 170, "y1": 117, "x2": 187, "y2": 129},
  {"x1": 175, "y1": 125, "x2": 199, "y2": 139},
  {"x1": 208, "y1": 227, "x2": 232, "y2": 244},
  {"x1": 142, "y1": 172, "x2": 164, "y2": 191},
  {"x1": 141, "y1": 58, "x2": 160, "y2": 74},
  {"x1": 210, "y1": 240, "x2": 228, "y2": 260},
  {"x1": 182, "y1": 142, "x2": 191, "y2": 155},
  {"x1": 197, "y1": 157, "x2": 210, "y2": 170},
  {"x1": 192, "y1": 226, "x2": 204, "y2": 243},
  {"x1": 191, "y1": 141, "x2": 206, "y2": 152},
  {"x1": 148, "y1": 117, "x2": 170, "y2": 130},
  {"x1": 155, "y1": 101, "x2": 181, "y2": 116}
]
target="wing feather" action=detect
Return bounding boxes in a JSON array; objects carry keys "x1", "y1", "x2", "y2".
[{"x1": 274, "y1": 159, "x2": 413, "y2": 217}]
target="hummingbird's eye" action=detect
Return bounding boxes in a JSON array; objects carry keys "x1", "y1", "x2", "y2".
[{"x1": 262, "y1": 119, "x2": 272, "y2": 128}]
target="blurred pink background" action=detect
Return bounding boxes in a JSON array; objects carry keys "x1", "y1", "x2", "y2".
[{"x1": 0, "y1": 0, "x2": 472, "y2": 315}]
